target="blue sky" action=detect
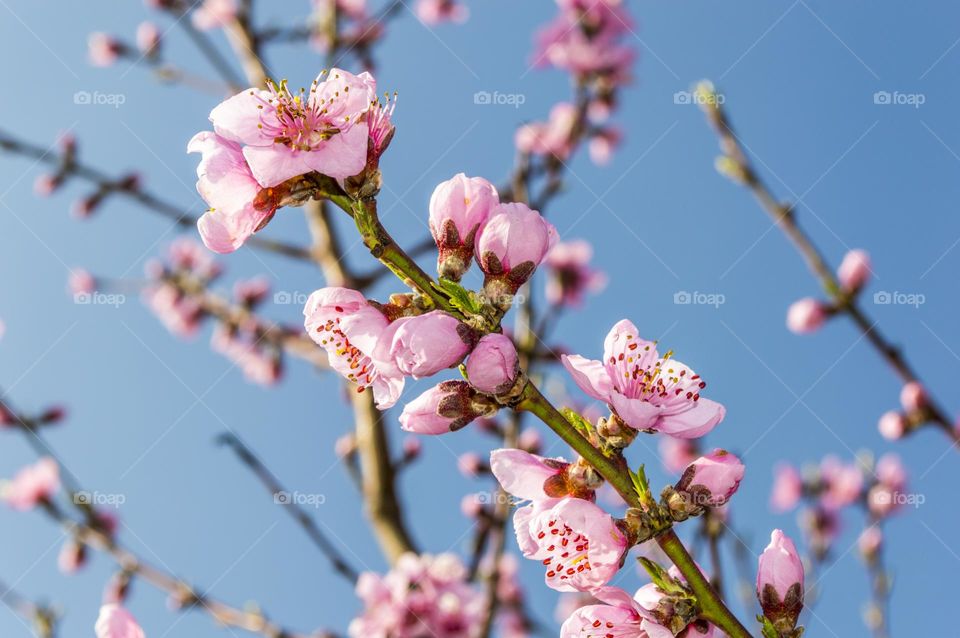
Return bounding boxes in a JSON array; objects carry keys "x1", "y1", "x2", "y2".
[{"x1": 1, "y1": 1, "x2": 960, "y2": 636}]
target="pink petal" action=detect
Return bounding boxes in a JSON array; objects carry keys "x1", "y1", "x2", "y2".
[
  {"x1": 561, "y1": 354, "x2": 613, "y2": 401},
  {"x1": 242, "y1": 145, "x2": 313, "y2": 188},
  {"x1": 300, "y1": 124, "x2": 371, "y2": 179},
  {"x1": 654, "y1": 397, "x2": 725, "y2": 439},
  {"x1": 489, "y1": 449, "x2": 564, "y2": 501},
  {"x1": 209, "y1": 89, "x2": 275, "y2": 146}
]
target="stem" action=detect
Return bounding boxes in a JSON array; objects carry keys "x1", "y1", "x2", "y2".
[
  {"x1": 218, "y1": 433, "x2": 360, "y2": 583},
  {"x1": 703, "y1": 96, "x2": 960, "y2": 445},
  {"x1": 516, "y1": 384, "x2": 754, "y2": 638}
]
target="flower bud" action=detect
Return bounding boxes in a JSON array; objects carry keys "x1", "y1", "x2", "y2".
[
  {"x1": 757, "y1": 529, "x2": 804, "y2": 631},
  {"x1": 88, "y1": 33, "x2": 124, "y2": 67},
  {"x1": 69, "y1": 269, "x2": 96, "y2": 297},
  {"x1": 465, "y1": 333, "x2": 520, "y2": 395},
  {"x1": 877, "y1": 410, "x2": 906, "y2": 440},
  {"x1": 476, "y1": 203, "x2": 558, "y2": 303},
  {"x1": 837, "y1": 249, "x2": 871, "y2": 292},
  {"x1": 428, "y1": 174, "x2": 499, "y2": 280},
  {"x1": 675, "y1": 449, "x2": 745, "y2": 508},
  {"x1": 58, "y1": 538, "x2": 87, "y2": 574},
  {"x1": 786, "y1": 297, "x2": 826, "y2": 334},
  {"x1": 457, "y1": 452, "x2": 484, "y2": 477},
  {"x1": 378, "y1": 311, "x2": 474, "y2": 379},
  {"x1": 399, "y1": 381, "x2": 496, "y2": 434},
  {"x1": 858, "y1": 526, "x2": 883, "y2": 561},
  {"x1": 899, "y1": 381, "x2": 927, "y2": 413},
  {"x1": 770, "y1": 463, "x2": 802, "y2": 512},
  {"x1": 136, "y1": 22, "x2": 162, "y2": 57}
]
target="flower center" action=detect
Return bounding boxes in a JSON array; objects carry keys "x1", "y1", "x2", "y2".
[
  {"x1": 537, "y1": 519, "x2": 592, "y2": 586},
  {"x1": 254, "y1": 75, "x2": 354, "y2": 152},
  {"x1": 313, "y1": 315, "x2": 376, "y2": 390},
  {"x1": 608, "y1": 333, "x2": 707, "y2": 409}
]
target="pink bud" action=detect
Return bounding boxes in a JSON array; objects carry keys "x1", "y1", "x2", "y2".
[
  {"x1": 69, "y1": 269, "x2": 96, "y2": 296},
  {"x1": 460, "y1": 493, "x2": 485, "y2": 518},
  {"x1": 399, "y1": 381, "x2": 493, "y2": 435},
  {"x1": 858, "y1": 526, "x2": 883, "y2": 560},
  {"x1": 34, "y1": 174, "x2": 61, "y2": 197},
  {"x1": 457, "y1": 452, "x2": 483, "y2": 477},
  {"x1": 378, "y1": 311, "x2": 473, "y2": 379},
  {"x1": 465, "y1": 333, "x2": 519, "y2": 394},
  {"x1": 334, "y1": 433, "x2": 356, "y2": 457},
  {"x1": 88, "y1": 33, "x2": 124, "y2": 67},
  {"x1": 837, "y1": 249, "x2": 871, "y2": 292},
  {"x1": 786, "y1": 297, "x2": 826, "y2": 334},
  {"x1": 676, "y1": 449, "x2": 745, "y2": 507},
  {"x1": 899, "y1": 381, "x2": 927, "y2": 412},
  {"x1": 95, "y1": 604, "x2": 145, "y2": 638},
  {"x1": 402, "y1": 436, "x2": 422, "y2": 459},
  {"x1": 518, "y1": 428, "x2": 542, "y2": 454},
  {"x1": 428, "y1": 174, "x2": 499, "y2": 280},
  {"x1": 136, "y1": 22, "x2": 162, "y2": 56},
  {"x1": 770, "y1": 463, "x2": 803, "y2": 512},
  {"x1": 475, "y1": 203, "x2": 558, "y2": 292},
  {"x1": 877, "y1": 410, "x2": 906, "y2": 440},
  {"x1": 58, "y1": 539, "x2": 87, "y2": 573},
  {"x1": 39, "y1": 405, "x2": 67, "y2": 424},
  {"x1": 757, "y1": 529, "x2": 804, "y2": 626}
]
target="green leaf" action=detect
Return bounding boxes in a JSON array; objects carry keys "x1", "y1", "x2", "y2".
[
  {"x1": 638, "y1": 557, "x2": 686, "y2": 595},
  {"x1": 432, "y1": 278, "x2": 483, "y2": 315},
  {"x1": 757, "y1": 615, "x2": 780, "y2": 638},
  {"x1": 629, "y1": 465, "x2": 652, "y2": 505},
  {"x1": 561, "y1": 408, "x2": 593, "y2": 437}
]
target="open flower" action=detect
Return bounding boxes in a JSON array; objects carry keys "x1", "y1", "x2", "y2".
[
  {"x1": 562, "y1": 319, "x2": 725, "y2": 438},
  {"x1": 543, "y1": 239, "x2": 607, "y2": 307},
  {"x1": 560, "y1": 586, "x2": 671, "y2": 638},
  {"x1": 303, "y1": 287, "x2": 403, "y2": 409},
  {"x1": 95, "y1": 604, "x2": 145, "y2": 638},
  {"x1": 514, "y1": 497, "x2": 627, "y2": 592},
  {"x1": 208, "y1": 68, "x2": 377, "y2": 187},
  {"x1": 188, "y1": 132, "x2": 272, "y2": 253},
  {"x1": 1, "y1": 457, "x2": 60, "y2": 511}
]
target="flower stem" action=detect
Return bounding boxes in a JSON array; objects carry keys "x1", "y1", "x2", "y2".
[{"x1": 516, "y1": 383, "x2": 754, "y2": 638}]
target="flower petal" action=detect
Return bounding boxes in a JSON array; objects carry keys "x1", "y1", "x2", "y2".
[{"x1": 561, "y1": 354, "x2": 612, "y2": 401}]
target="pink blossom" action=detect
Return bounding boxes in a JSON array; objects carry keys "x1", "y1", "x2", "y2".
[
  {"x1": 429, "y1": 174, "x2": 500, "y2": 279},
  {"x1": 588, "y1": 128, "x2": 622, "y2": 166},
  {"x1": 376, "y1": 311, "x2": 472, "y2": 379},
  {"x1": 818, "y1": 456, "x2": 862, "y2": 510},
  {"x1": 136, "y1": 22, "x2": 161, "y2": 56},
  {"x1": 142, "y1": 282, "x2": 203, "y2": 338},
  {"x1": 69, "y1": 269, "x2": 96, "y2": 296},
  {"x1": 1, "y1": 457, "x2": 60, "y2": 511},
  {"x1": 465, "y1": 333, "x2": 519, "y2": 394},
  {"x1": 192, "y1": 0, "x2": 237, "y2": 30},
  {"x1": 209, "y1": 68, "x2": 377, "y2": 187},
  {"x1": 233, "y1": 276, "x2": 270, "y2": 306},
  {"x1": 399, "y1": 381, "x2": 490, "y2": 434},
  {"x1": 514, "y1": 497, "x2": 627, "y2": 592},
  {"x1": 770, "y1": 463, "x2": 802, "y2": 512},
  {"x1": 95, "y1": 604, "x2": 145, "y2": 638},
  {"x1": 837, "y1": 249, "x2": 871, "y2": 292},
  {"x1": 515, "y1": 103, "x2": 578, "y2": 160},
  {"x1": 878, "y1": 410, "x2": 906, "y2": 440},
  {"x1": 415, "y1": 0, "x2": 468, "y2": 25},
  {"x1": 188, "y1": 131, "x2": 273, "y2": 253},
  {"x1": 490, "y1": 448, "x2": 570, "y2": 501},
  {"x1": 457, "y1": 452, "x2": 483, "y2": 477},
  {"x1": 167, "y1": 237, "x2": 220, "y2": 278},
  {"x1": 88, "y1": 33, "x2": 123, "y2": 67},
  {"x1": 34, "y1": 174, "x2": 61, "y2": 196},
  {"x1": 349, "y1": 553, "x2": 484, "y2": 638},
  {"x1": 676, "y1": 449, "x2": 745, "y2": 507},
  {"x1": 58, "y1": 539, "x2": 87, "y2": 573},
  {"x1": 543, "y1": 240, "x2": 607, "y2": 307},
  {"x1": 868, "y1": 454, "x2": 907, "y2": 518},
  {"x1": 304, "y1": 287, "x2": 403, "y2": 409},
  {"x1": 899, "y1": 381, "x2": 927, "y2": 412},
  {"x1": 562, "y1": 319, "x2": 725, "y2": 438},
  {"x1": 560, "y1": 586, "x2": 667, "y2": 638},
  {"x1": 210, "y1": 326, "x2": 282, "y2": 386},
  {"x1": 533, "y1": 9, "x2": 634, "y2": 79},
  {"x1": 475, "y1": 203, "x2": 558, "y2": 291},
  {"x1": 757, "y1": 529, "x2": 804, "y2": 628},
  {"x1": 786, "y1": 297, "x2": 827, "y2": 334},
  {"x1": 518, "y1": 428, "x2": 542, "y2": 454}
]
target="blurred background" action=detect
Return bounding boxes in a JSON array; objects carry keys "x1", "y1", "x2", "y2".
[{"x1": 1, "y1": 1, "x2": 958, "y2": 635}]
